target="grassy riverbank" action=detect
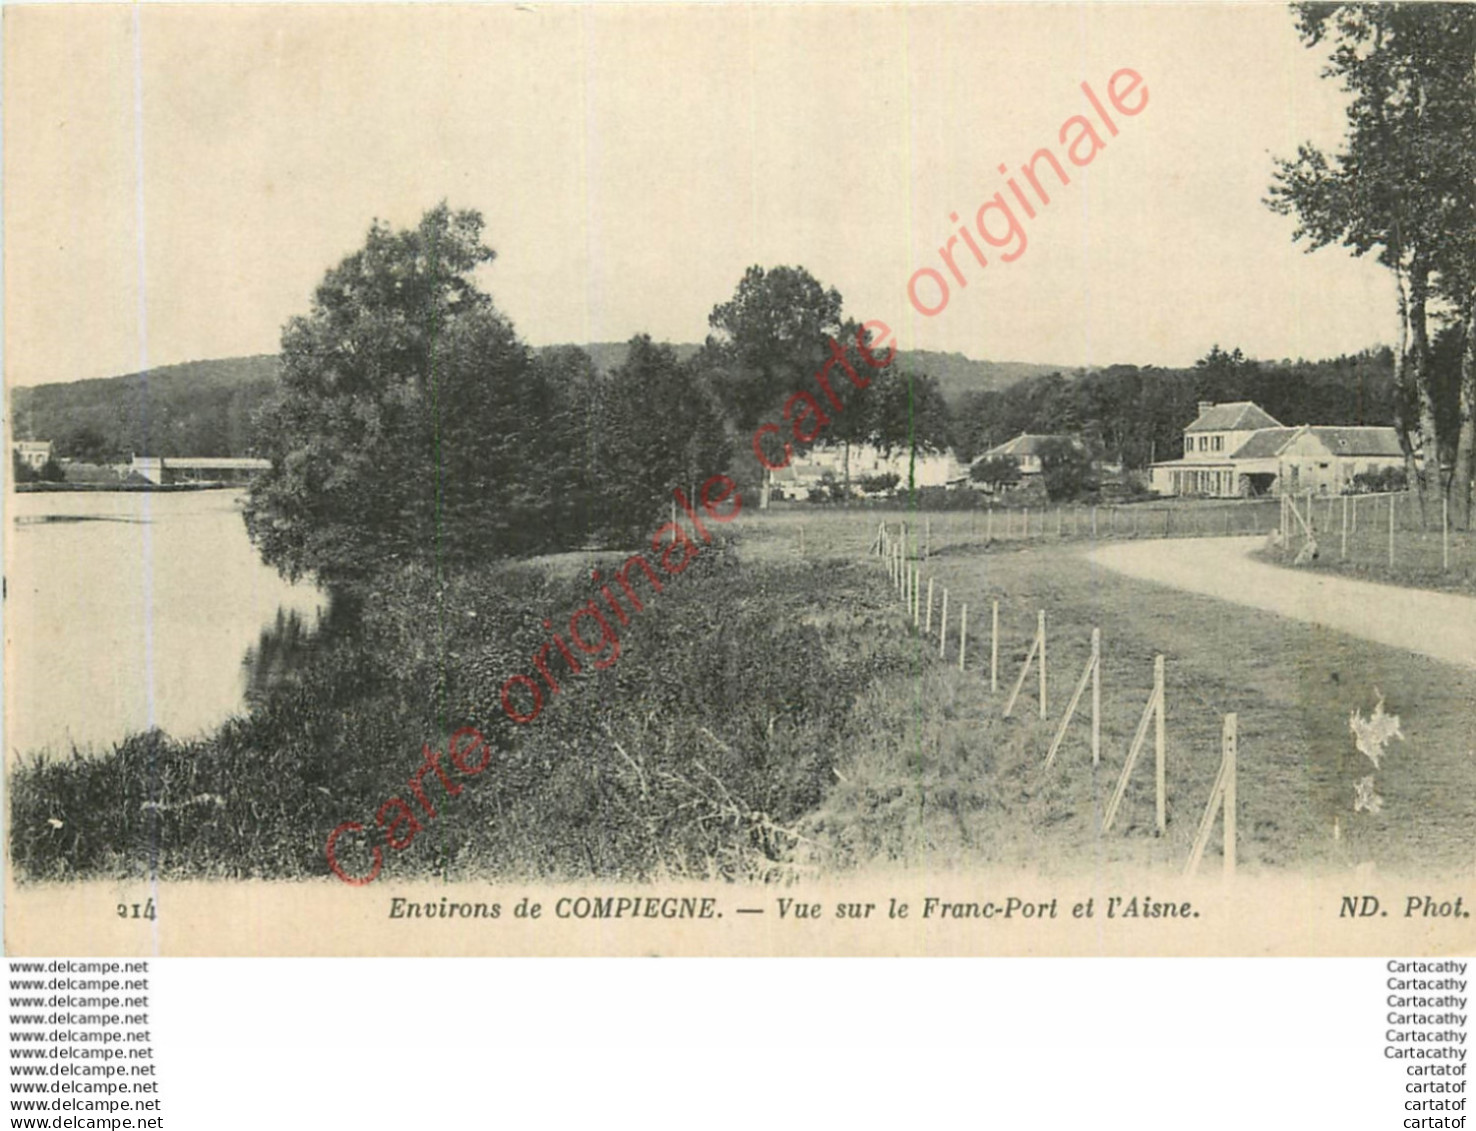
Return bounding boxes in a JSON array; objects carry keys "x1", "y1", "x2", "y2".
[{"x1": 9, "y1": 533, "x2": 915, "y2": 884}]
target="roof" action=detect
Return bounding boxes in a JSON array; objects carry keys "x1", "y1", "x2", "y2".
[
  {"x1": 1228, "y1": 428, "x2": 1297, "y2": 460},
  {"x1": 978, "y1": 433, "x2": 1065, "y2": 461},
  {"x1": 133, "y1": 456, "x2": 271, "y2": 470},
  {"x1": 1307, "y1": 427, "x2": 1403, "y2": 458},
  {"x1": 1185, "y1": 402, "x2": 1284, "y2": 433}
]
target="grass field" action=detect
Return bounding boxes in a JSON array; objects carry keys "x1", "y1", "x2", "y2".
[
  {"x1": 738, "y1": 505, "x2": 1476, "y2": 879},
  {"x1": 1256, "y1": 491, "x2": 1476, "y2": 595}
]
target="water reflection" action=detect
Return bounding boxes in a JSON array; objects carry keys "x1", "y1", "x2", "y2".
[
  {"x1": 241, "y1": 595, "x2": 355, "y2": 706},
  {"x1": 6, "y1": 489, "x2": 327, "y2": 759}
]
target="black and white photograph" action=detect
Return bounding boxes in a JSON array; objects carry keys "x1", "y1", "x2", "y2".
[{"x1": 4, "y1": 1, "x2": 1474, "y2": 957}]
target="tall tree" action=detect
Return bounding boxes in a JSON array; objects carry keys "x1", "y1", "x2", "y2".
[
  {"x1": 859, "y1": 367, "x2": 953, "y2": 493},
  {"x1": 703, "y1": 265, "x2": 845, "y2": 435},
  {"x1": 591, "y1": 335, "x2": 730, "y2": 544},
  {"x1": 244, "y1": 204, "x2": 572, "y2": 587},
  {"x1": 1267, "y1": 3, "x2": 1476, "y2": 520}
]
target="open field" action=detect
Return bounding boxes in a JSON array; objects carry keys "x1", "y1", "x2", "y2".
[{"x1": 737, "y1": 506, "x2": 1476, "y2": 878}]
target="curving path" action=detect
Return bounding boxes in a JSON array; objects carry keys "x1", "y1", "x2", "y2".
[{"x1": 1089, "y1": 535, "x2": 1476, "y2": 670}]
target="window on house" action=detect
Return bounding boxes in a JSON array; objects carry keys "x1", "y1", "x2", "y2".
[{"x1": 1212, "y1": 435, "x2": 1223, "y2": 452}]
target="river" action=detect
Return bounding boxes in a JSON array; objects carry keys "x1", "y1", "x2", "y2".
[{"x1": 5, "y1": 488, "x2": 327, "y2": 761}]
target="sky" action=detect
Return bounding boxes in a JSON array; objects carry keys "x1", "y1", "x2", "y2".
[{"x1": 3, "y1": 2, "x2": 1399, "y2": 387}]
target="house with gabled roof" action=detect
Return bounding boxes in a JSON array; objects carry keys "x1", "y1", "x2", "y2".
[
  {"x1": 973, "y1": 433, "x2": 1071, "y2": 478},
  {"x1": 1149, "y1": 402, "x2": 1405, "y2": 498}
]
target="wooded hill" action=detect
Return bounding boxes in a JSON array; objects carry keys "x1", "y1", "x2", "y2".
[
  {"x1": 10, "y1": 346, "x2": 1061, "y2": 460},
  {"x1": 10, "y1": 355, "x2": 280, "y2": 461},
  {"x1": 7, "y1": 341, "x2": 1408, "y2": 471}
]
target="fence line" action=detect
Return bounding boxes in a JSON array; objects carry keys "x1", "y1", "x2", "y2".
[
  {"x1": 871, "y1": 523, "x2": 1249, "y2": 876},
  {"x1": 1276, "y1": 488, "x2": 1469, "y2": 581}
]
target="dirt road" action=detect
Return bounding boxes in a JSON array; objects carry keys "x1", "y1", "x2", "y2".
[{"x1": 1089, "y1": 535, "x2": 1476, "y2": 670}]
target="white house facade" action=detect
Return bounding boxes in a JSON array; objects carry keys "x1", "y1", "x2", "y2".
[
  {"x1": 12, "y1": 440, "x2": 53, "y2": 470},
  {"x1": 1149, "y1": 401, "x2": 1405, "y2": 498},
  {"x1": 774, "y1": 442, "x2": 966, "y2": 498}
]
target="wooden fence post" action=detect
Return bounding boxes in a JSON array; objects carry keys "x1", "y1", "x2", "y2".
[
  {"x1": 958, "y1": 603, "x2": 968, "y2": 671},
  {"x1": 1154, "y1": 655, "x2": 1165, "y2": 835},
  {"x1": 1443, "y1": 494, "x2": 1450, "y2": 571},
  {"x1": 1091, "y1": 506, "x2": 1098, "y2": 539},
  {"x1": 1045, "y1": 626, "x2": 1099, "y2": 769},
  {"x1": 939, "y1": 588, "x2": 948, "y2": 658},
  {"x1": 1038, "y1": 610, "x2": 1047, "y2": 719},
  {"x1": 1002, "y1": 610, "x2": 1046, "y2": 719},
  {"x1": 1184, "y1": 712, "x2": 1237, "y2": 878},
  {"x1": 1091, "y1": 627, "x2": 1101, "y2": 766},
  {"x1": 1341, "y1": 494, "x2": 1348, "y2": 560},
  {"x1": 1352, "y1": 493, "x2": 1358, "y2": 534},
  {"x1": 1389, "y1": 490, "x2": 1396, "y2": 570},
  {"x1": 990, "y1": 600, "x2": 1000, "y2": 693},
  {"x1": 1103, "y1": 653, "x2": 1166, "y2": 833},
  {"x1": 1223, "y1": 713, "x2": 1237, "y2": 879},
  {"x1": 925, "y1": 578, "x2": 935, "y2": 633}
]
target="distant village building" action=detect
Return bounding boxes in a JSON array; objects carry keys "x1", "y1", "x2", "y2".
[
  {"x1": 1149, "y1": 401, "x2": 1404, "y2": 498},
  {"x1": 972, "y1": 433, "x2": 1065, "y2": 479},
  {"x1": 773, "y1": 442, "x2": 966, "y2": 498},
  {"x1": 130, "y1": 455, "x2": 271, "y2": 485},
  {"x1": 12, "y1": 440, "x2": 53, "y2": 470}
]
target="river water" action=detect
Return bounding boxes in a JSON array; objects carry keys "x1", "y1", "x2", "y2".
[{"x1": 5, "y1": 489, "x2": 327, "y2": 761}]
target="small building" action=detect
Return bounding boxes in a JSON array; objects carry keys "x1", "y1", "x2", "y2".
[
  {"x1": 1149, "y1": 401, "x2": 1405, "y2": 498},
  {"x1": 973, "y1": 433, "x2": 1068, "y2": 479},
  {"x1": 1276, "y1": 426, "x2": 1405, "y2": 496},
  {"x1": 12, "y1": 440, "x2": 53, "y2": 470},
  {"x1": 130, "y1": 455, "x2": 270, "y2": 485}
]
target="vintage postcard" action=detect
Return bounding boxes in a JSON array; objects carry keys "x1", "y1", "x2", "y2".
[{"x1": 5, "y1": 2, "x2": 1474, "y2": 957}]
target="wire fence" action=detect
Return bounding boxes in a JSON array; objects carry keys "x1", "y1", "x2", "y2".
[
  {"x1": 873, "y1": 496, "x2": 1283, "y2": 558},
  {"x1": 874, "y1": 521, "x2": 1238, "y2": 878},
  {"x1": 1276, "y1": 489, "x2": 1475, "y2": 592}
]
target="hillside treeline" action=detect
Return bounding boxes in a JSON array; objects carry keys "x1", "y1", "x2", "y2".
[
  {"x1": 11, "y1": 356, "x2": 279, "y2": 462},
  {"x1": 952, "y1": 345, "x2": 1402, "y2": 467}
]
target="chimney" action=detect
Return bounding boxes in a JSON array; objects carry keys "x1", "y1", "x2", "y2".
[{"x1": 1197, "y1": 401, "x2": 1213, "y2": 419}]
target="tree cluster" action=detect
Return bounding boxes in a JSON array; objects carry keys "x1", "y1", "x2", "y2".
[{"x1": 245, "y1": 212, "x2": 955, "y2": 590}]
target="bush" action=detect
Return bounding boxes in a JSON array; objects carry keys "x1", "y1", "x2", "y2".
[
  {"x1": 858, "y1": 472, "x2": 900, "y2": 496},
  {"x1": 1350, "y1": 466, "x2": 1407, "y2": 494},
  {"x1": 806, "y1": 471, "x2": 847, "y2": 504}
]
